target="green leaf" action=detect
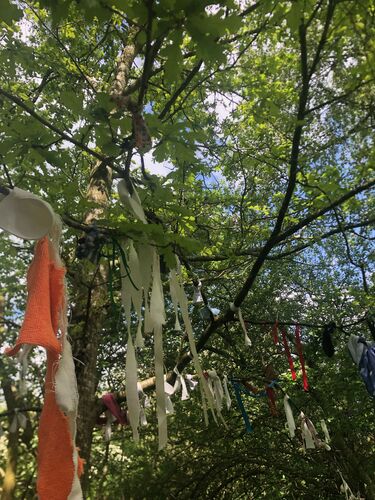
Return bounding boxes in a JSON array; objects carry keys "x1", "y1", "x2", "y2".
[
  {"x1": 0, "y1": 1, "x2": 22, "y2": 25},
  {"x1": 285, "y1": 2, "x2": 302, "y2": 33},
  {"x1": 60, "y1": 90, "x2": 83, "y2": 114},
  {"x1": 163, "y1": 42, "x2": 183, "y2": 84}
]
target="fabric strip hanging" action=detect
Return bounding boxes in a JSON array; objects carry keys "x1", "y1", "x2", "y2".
[
  {"x1": 171, "y1": 265, "x2": 216, "y2": 419},
  {"x1": 101, "y1": 394, "x2": 127, "y2": 425},
  {"x1": 5, "y1": 228, "x2": 83, "y2": 499},
  {"x1": 230, "y1": 303, "x2": 252, "y2": 346},
  {"x1": 231, "y1": 380, "x2": 253, "y2": 433},
  {"x1": 295, "y1": 324, "x2": 309, "y2": 391},
  {"x1": 281, "y1": 328, "x2": 297, "y2": 381},
  {"x1": 150, "y1": 250, "x2": 168, "y2": 450},
  {"x1": 125, "y1": 333, "x2": 142, "y2": 442},
  {"x1": 283, "y1": 394, "x2": 296, "y2": 438}
]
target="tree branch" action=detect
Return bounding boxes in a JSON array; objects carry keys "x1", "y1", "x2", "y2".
[
  {"x1": 0, "y1": 86, "x2": 107, "y2": 162},
  {"x1": 158, "y1": 60, "x2": 203, "y2": 120}
]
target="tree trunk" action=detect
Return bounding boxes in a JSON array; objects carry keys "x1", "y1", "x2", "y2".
[
  {"x1": 71, "y1": 166, "x2": 112, "y2": 494},
  {"x1": 0, "y1": 296, "x2": 18, "y2": 500},
  {"x1": 69, "y1": 28, "x2": 139, "y2": 495}
]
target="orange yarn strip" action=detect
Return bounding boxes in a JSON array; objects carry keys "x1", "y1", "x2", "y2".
[
  {"x1": 5, "y1": 237, "x2": 82, "y2": 499},
  {"x1": 5, "y1": 238, "x2": 62, "y2": 356}
]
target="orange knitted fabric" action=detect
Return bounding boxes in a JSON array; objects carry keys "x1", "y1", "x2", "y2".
[
  {"x1": 6, "y1": 237, "x2": 62, "y2": 356},
  {"x1": 6, "y1": 236, "x2": 82, "y2": 499},
  {"x1": 37, "y1": 351, "x2": 75, "y2": 499}
]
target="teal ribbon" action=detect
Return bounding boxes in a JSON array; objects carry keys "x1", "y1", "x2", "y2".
[{"x1": 231, "y1": 381, "x2": 253, "y2": 433}]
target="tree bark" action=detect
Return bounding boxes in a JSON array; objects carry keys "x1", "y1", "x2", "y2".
[
  {"x1": 0, "y1": 296, "x2": 18, "y2": 500},
  {"x1": 70, "y1": 29, "x2": 139, "y2": 495}
]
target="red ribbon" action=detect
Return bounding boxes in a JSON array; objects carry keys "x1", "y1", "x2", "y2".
[
  {"x1": 272, "y1": 320, "x2": 279, "y2": 345},
  {"x1": 102, "y1": 393, "x2": 128, "y2": 425},
  {"x1": 281, "y1": 328, "x2": 297, "y2": 381},
  {"x1": 295, "y1": 324, "x2": 309, "y2": 391}
]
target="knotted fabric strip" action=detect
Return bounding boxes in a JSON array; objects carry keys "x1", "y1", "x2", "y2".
[{"x1": 230, "y1": 303, "x2": 252, "y2": 346}]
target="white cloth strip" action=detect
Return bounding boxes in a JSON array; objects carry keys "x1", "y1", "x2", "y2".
[
  {"x1": 172, "y1": 265, "x2": 216, "y2": 419},
  {"x1": 222, "y1": 375, "x2": 232, "y2": 410},
  {"x1": 283, "y1": 394, "x2": 296, "y2": 438},
  {"x1": 230, "y1": 303, "x2": 251, "y2": 346},
  {"x1": 125, "y1": 334, "x2": 141, "y2": 442},
  {"x1": 150, "y1": 250, "x2": 168, "y2": 450}
]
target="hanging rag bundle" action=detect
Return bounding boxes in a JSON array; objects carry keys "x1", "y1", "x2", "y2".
[
  {"x1": 101, "y1": 393, "x2": 128, "y2": 441},
  {"x1": 322, "y1": 322, "x2": 336, "y2": 357},
  {"x1": 348, "y1": 334, "x2": 375, "y2": 397},
  {"x1": 299, "y1": 412, "x2": 330, "y2": 451},
  {"x1": 5, "y1": 229, "x2": 83, "y2": 500}
]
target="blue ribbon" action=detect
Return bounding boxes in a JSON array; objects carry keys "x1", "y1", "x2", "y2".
[
  {"x1": 231, "y1": 381, "x2": 253, "y2": 433},
  {"x1": 230, "y1": 379, "x2": 279, "y2": 432}
]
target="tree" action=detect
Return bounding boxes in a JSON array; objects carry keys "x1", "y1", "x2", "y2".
[{"x1": 0, "y1": 0, "x2": 374, "y2": 498}]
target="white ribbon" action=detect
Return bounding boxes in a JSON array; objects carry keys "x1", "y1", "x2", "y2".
[
  {"x1": 169, "y1": 270, "x2": 182, "y2": 331},
  {"x1": 185, "y1": 374, "x2": 198, "y2": 393},
  {"x1": 300, "y1": 412, "x2": 315, "y2": 449},
  {"x1": 230, "y1": 303, "x2": 252, "y2": 346},
  {"x1": 339, "y1": 470, "x2": 363, "y2": 500},
  {"x1": 165, "y1": 395, "x2": 174, "y2": 415},
  {"x1": 193, "y1": 281, "x2": 203, "y2": 304},
  {"x1": 150, "y1": 250, "x2": 168, "y2": 450},
  {"x1": 300, "y1": 412, "x2": 331, "y2": 451},
  {"x1": 320, "y1": 419, "x2": 331, "y2": 444},
  {"x1": 104, "y1": 410, "x2": 116, "y2": 442},
  {"x1": 55, "y1": 335, "x2": 79, "y2": 414},
  {"x1": 137, "y1": 382, "x2": 150, "y2": 427},
  {"x1": 125, "y1": 333, "x2": 141, "y2": 442},
  {"x1": 283, "y1": 394, "x2": 296, "y2": 438},
  {"x1": 207, "y1": 369, "x2": 224, "y2": 412},
  {"x1": 118, "y1": 180, "x2": 147, "y2": 223},
  {"x1": 173, "y1": 368, "x2": 189, "y2": 400},
  {"x1": 120, "y1": 242, "x2": 144, "y2": 347},
  {"x1": 171, "y1": 265, "x2": 216, "y2": 420},
  {"x1": 222, "y1": 375, "x2": 231, "y2": 410},
  {"x1": 17, "y1": 344, "x2": 32, "y2": 396},
  {"x1": 128, "y1": 242, "x2": 144, "y2": 348}
]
